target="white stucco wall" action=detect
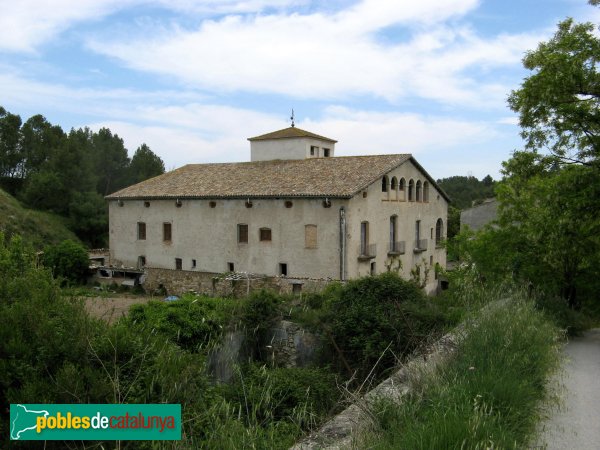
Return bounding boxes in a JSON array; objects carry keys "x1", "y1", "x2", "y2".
[
  {"x1": 250, "y1": 138, "x2": 335, "y2": 161},
  {"x1": 344, "y1": 160, "x2": 448, "y2": 293},
  {"x1": 109, "y1": 197, "x2": 346, "y2": 279}
]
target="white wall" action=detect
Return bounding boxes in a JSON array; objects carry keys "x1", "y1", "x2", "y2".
[
  {"x1": 109, "y1": 197, "x2": 346, "y2": 279},
  {"x1": 250, "y1": 137, "x2": 335, "y2": 161},
  {"x1": 345, "y1": 160, "x2": 448, "y2": 293}
]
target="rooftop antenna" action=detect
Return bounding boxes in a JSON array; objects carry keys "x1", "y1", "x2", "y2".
[{"x1": 290, "y1": 109, "x2": 295, "y2": 127}]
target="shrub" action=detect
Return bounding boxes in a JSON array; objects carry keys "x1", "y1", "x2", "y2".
[
  {"x1": 241, "y1": 290, "x2": 281, "y2": 361},
  {"x1": 42, "y1": 239, "x2": 89, "y2": 285},
  {"x1": 325, "y1": 272, "x2": 446, "y2": 381}
]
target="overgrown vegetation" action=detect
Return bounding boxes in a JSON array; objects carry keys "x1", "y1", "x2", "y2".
[
  {"x1": 0, "y1": 187, "x2": 79, "y2": 248},
  {"x1": 361, "y1": 288, "x2": 563, "y2": 449}
]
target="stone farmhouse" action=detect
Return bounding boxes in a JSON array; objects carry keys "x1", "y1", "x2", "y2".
[{"x1": 106, "y1": 126, "x2": 449, "y2": 294}]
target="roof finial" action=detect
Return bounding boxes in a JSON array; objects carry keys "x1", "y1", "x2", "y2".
[{"x1": 290, "y1": 109, "x2": 295, "y2": 128}]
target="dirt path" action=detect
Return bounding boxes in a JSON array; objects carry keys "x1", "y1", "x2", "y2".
[
  {"x1": 536, "y1": 328, "x2": 600, "y2": 449},
  {"x1": 84, "y1": 296, "x2": 156, "y2": 324}
]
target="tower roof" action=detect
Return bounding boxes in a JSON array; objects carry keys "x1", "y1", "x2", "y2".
[{"x1": 247, "y1": 126, "x2": 337, "y2": 143}]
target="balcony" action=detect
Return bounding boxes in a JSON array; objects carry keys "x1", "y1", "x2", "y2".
[
  {"x1": 388, "y1": 241, "x2": 406, "y2": 256},
  {"x1": 413, "y1": 239, "x2": 428, "y2": 253},
  {"x1": 358, "y1": 243, "x2": 377, "y2": 261}
]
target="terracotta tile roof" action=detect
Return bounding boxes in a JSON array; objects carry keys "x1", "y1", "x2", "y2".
[
  {"x1": 106, "y1": 154, "x2": 417, "y2": 200},
  {"x1": 248, "y1": 126, "x2": 337, "y2": 143}
]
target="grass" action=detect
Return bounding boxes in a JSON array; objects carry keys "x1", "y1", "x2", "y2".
[
  {"x1": 0, "y1": 187, "x2": 79, "y2": 249},
  {"x1": 359, "y1": 288, "x2": 563, "y2": 449}
]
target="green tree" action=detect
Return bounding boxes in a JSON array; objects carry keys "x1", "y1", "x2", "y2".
[
  {"x1": 0, "y1": 107, "x2": 22, "y2": 178},
  {"x1": 42, "y1": 240, "x2": 89, "y2": 285},
  {"x1": 508, "y1": 17, "x2": 600, "y2": 166},
  {"x1": 128, "y1": 143, "x2": 165, "y2": 185},
  {"x1": 91, "y1": 127, "x2": 130, "y2": 195},
  {"x1": 20, "y1": 114, "x2": 66, "y2": 177}
]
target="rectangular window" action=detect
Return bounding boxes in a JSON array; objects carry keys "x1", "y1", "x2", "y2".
[
  {"x1": 238, "y1": 224, "x2": 248, "y2": 243},
  {"x1": 305, "y1": 224, "x2": 318, "y2": 249},
  {"x1": 415, "y1": 220, "x2": 421, "y2": 242},
  {"x1": 389, "y1": 216, "x2": 397, "y2": 252},
  {"x1": 310, "y1": 145, "x2": 318, "y2": 156},
  {"x1": 260, "y1": 228, "x2": 272, "y2": 242},
  {"x1": 163, "y1": 223, "x2": 172, "y2": 241},
  {"x1": 137, "y1": 222, "x2": 146, "y2": 240},
  {"x1": 323, "y1": 148, "x2": 330, "y2": 157},
  {"x1": 175, "y1": 258, "x2": 182, "y2": 270},
  {"x1": 138, "y1": 256, "x2": 146, "y2": 268},
  {"x1": 370, "y1": 261, "x2": 376, "y2": 276},
  {"x1": 431, "y1": 228, "x2": 434, "y2": 239},
  {"x1": 228, "y1": 262, "x2": 235, "y2": 272},
  {"x1": 360, "y1": 221, "x2": 369, "y2": 255},
  {"x1": 279, "y1": 263, "x2": 288, "y2": 276},
  {"x1": 192, "y1": 259, "x2": 196, "y2": 269}
]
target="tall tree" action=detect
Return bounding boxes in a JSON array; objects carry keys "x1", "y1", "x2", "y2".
[
  {"x1": 128, "y1": 143, "x2": 165, "y2": 185},
  {"x1": 91, "y1": 128, "x2": 130, "y2": 196},
  {"x1": 508, "y1": 18, "x2": 600, "y2": 166},
  {"x1": 0, "y1": 107, "x2": 22, "y2": 178},
  {"x1": 20, "y1": 114, "x2": 66, "y2": 177}
]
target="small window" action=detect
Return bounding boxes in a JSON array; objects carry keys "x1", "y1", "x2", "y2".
[
  {"x1": 423, "y1": 182, "x2": 430, "y2": 202},
  {"x1": 323, "y1": 148, "x2": 330, "y2": 157},
  {"x1": 430, "y1": 255, "x2": 433, "y2": 266},
  {"x1": 238, "y1": 224, "x2": 248, "y2": 243},
  {"x1": 209, "y1": 201, "x2": 216, "y2": 208},
  {"x1": 305, "y1": 224, "x2": 318, "y2": 249},
  {"x1": 285, "y1": 200, "x2": 293, "y2": 208},
  {"x1": 175, "y1": 258, "x2": 182, "y2": 270},
  {"x1": 416, "y1": 180, "x2": 422, "y2": 202},
  {"x1": 137, "y1": 222, "x2": 146, "y2": 240},
  {"x1": 408, "y1": 179, "x2": 414, "y2": 201},
  {"x1": 370, "y1": 261, "x2": 376, "y2": 276},
  {"x1": 322, "y1": 199, "x2": 332, "y2": 208},
  {"x1": 245, "y1": 200, "x2": 253, "y2": 208},
  {"x1": 192, "y1": 259, "x2": 197, "y2": 269},
  {"x1": 260, "y1": 228, "x2": 272, "y2": 242},
  {"x1": 390, "y1": 177, "x2": 397, "y2": 190},
  {"x1": 431, "y1": 228, "x2": 434, "y2": 239},
  {"x1": 279, "y1": 263, "x2": 288, "y2": 276},
  {"x1": 228, "y1": 262, "x2": 235, "y2": 272},
  {"x1": 163, "y1": 223, "x2": 172, "y2": 241},
  {"x1": 144, "y1": 201, "x2": 150, "y2": 208},
  {"x1": 310, "y1": 145, "x2": 318, "y2": 156},
  {"x1": 292, "y1": 283, "x2": 302, "y2": 294},
  {"x1": 138, "y1": 256, "x2": 146, "y2": 268},
  {"x1": 175, "y1": 199, "x2": 182, "y2": 208}
]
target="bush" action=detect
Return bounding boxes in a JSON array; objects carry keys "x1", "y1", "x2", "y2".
[
  {"x1": 42, "y1": 239, "x2": 89, "y2": 285},
  {"x1": 241, "y1": 290, "x2": 281, "y2": 361},
  {"x1": 325, "y1": 272, "x2": 448, "y2": 381},
  {"x1": 125, "y1": 296, "x2": 234, "y2": 352}
]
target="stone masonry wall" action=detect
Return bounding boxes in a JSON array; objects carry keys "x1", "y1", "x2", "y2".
[{"x1": 143, "y1": 267, "x2": 334, "y2": 298}]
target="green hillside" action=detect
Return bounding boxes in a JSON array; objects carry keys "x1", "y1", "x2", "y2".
[{"x1": 0, "y1": 188, "x2": 80, "y2": 249}]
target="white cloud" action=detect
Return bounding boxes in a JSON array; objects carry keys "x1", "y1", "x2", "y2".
[
  {"x1": 84, "y1": 0, "x2": 540, "y2": 106},
  {"x1": 0, "y1": 0, "x2": 303, "y2": 52}
]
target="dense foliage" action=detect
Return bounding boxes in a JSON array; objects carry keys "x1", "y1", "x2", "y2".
[
  {"x1": 42, "y1": 239, "x2": 90, "y2": 285},
  {"x1": 0, "y1": 107, "x2": 165, "y2": 247},
  {"x1": 449, "y1": 8, "x2": 600, "y2": 312},
  {"x1": 436, "y1": 175, "x2": 496, "y2": 210}
]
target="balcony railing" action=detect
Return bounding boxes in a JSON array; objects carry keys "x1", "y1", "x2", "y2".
[
  {"x1": 358, "y1": 243, "x2": 377, "y2": 260},
  {"x1": 388, "y1": 241, "x2": 406, "y2": 255},
  {"x1": 413, "y1": 239, "x2": 428, "y2": 253}
]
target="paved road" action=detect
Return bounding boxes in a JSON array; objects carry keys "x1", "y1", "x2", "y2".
[{"x1": 536, "y1": 328, "x2": 600, "y2": 450}]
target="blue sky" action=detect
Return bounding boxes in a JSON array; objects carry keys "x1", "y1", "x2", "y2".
[{"x1": 1, "y1": 0, "x2": 597, "y2": 179}]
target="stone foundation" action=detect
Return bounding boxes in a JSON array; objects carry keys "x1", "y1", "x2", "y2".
[{"x1": 143, "y1": 267, "x2": 334, "y2": 297}]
